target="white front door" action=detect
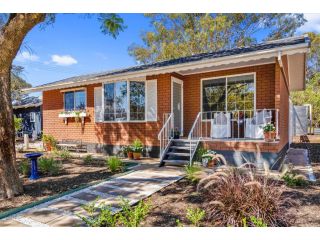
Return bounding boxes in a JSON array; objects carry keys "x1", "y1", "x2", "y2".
[{"x1": 171, "y1": 77, "x2": 183, "y2": 135}]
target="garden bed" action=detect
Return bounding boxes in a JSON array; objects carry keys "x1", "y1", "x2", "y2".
[
  {"x1": 141, "y1": 174, "x2": 320, "y2": 227},
  {"x1": 0, "y1": 155, "x2": 136, "y2": 214}
]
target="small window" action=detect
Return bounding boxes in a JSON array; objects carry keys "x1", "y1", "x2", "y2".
[
  {"x1": 30, "y1": 112, "x2": 36, "y2": 122},
  {"x1": 64, "y1": 90, "x2": 86, "y2": 111}
]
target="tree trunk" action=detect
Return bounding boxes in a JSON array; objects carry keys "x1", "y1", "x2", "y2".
[{"x1": 0, "y1": 13, "x2": 45, "y2": 198}]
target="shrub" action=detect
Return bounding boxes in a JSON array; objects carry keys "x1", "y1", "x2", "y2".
[
  {"x1": 194, "y1": 146, "x2": 208, "y2": 162},
  {"x1": 79, "y1": 197, "x2": 150, "y2": 227},
  {"x1": 38, "y1": 157, "x2": 62, "y2": 175},
  {"x1": 14, "y1": 117, "x2": 22, "y2": 132},
  {"x1": 242, "y1": 216, "x2": 267, "y2": 227},
  {"x1": 131, "y1": 139, "x2": 143, "y2": 153},
  {"x1": 186, "y1": 207, "x2": 205, "y2": 226},
  {"x1": 79, "y1": 200, "x2": 117, "y2": 227},
  {"x1": 197, "y1": 167, "x2": 293, "y2": 226},
  {"x1": 106, "y1": 156, "x2": 123, "y2": 173},
  {"x1": 83, "y1": 154, "x2": 94, "y2": 165},
  {"x1": 54, "y1": 149, "x2": 72, "y2": 161},
  {"x1": 42, "y1": 134, "x2": 57, "y2": 150},
  {"x1": 117, "y1": 198, "x2": 151, "y2": 227},
  {"x1": 19, "y1": 159, "x2": 30, "y2": 176},
  {"x1": 282, "y1": 172, "x2": 309, "y2": 187},
  {"x1": 185, "y1": 165, "x2": 202, "y2": 183}
]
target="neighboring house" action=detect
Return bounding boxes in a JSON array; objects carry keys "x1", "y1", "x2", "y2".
[
  {"x1": 25, "y1": 35, "x2": 309, "y2": 168},
  {"x1": 13, "y1": 96, "x2": 42, "y2": 140}
]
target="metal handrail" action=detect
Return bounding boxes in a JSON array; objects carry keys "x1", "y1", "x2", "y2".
[{"x1": 158, "y1": 113, "x2": 174, "y2": 161}]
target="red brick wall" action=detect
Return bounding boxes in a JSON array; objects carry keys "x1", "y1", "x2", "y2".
[
  {"x1": 42, "y1": 63, "x2": 289, "y2": 152},
  {"x1": 183, "y1": 64, "x2": 276, "y2": 135},
  {"x1": 275, "y1": 56, "x2": 290, "y2": 151},
  {"x1": 43, "y1": 74, "x2": 172, "y2": 147}
]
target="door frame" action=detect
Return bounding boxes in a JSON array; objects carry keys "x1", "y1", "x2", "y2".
[{"x1": 171, "y1": 77, "x2": 184, "y2": 136}]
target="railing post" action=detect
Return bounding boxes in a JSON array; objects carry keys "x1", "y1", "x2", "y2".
[{"x1": 276, "y1": 109, "x2": 279, "y2": 139}]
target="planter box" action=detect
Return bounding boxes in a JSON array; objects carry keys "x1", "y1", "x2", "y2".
[{"x1": 58, "y1": 112, "x2": 87, "y2": 118}]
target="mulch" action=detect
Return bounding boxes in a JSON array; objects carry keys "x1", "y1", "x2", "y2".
[{"x1": 0, "y1": 157, "x2": 121, "y2": 213}]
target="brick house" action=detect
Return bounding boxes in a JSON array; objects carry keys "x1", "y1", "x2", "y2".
[{"x1": 26, "y1": 35, "x2": 309, "y2": 168}]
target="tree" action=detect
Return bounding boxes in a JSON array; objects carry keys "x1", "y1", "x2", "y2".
[
  {"x1": 11, "y1": 66, "x2": 32, "y2": 102},
  {"x1": 0, "y1": 13, "x2": 125, "y2": 199},
  {"x1": 129, "y1": 14, "x2": 306, "y2": 64},
  {"x1": 305, "y1": 32, "x2": 320, "y2": 78},
  {"x1": 291, "y1": 73, "x2": 320, "y2": 126}
]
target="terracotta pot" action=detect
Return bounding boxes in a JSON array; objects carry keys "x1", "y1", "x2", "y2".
[
  {"x1": 45, "y1": 143, "x2": 52, "y2": 151},
  {"x1": 207, "y1": 159, "x2": 215, "y2": 168},
  {"x1": 133, "y1": 152, "x2": 141, "y2": 160},
  {"x1": 127, "y1": 151, "x2": 134, "y2": 159},
  {"x1": 264, "y1": 131, "x2": 276, "y2": 142}
]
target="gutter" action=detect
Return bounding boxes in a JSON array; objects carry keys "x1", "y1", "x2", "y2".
[{"x1": 24, "y1": 42, "x2": 309, "y2": 93}]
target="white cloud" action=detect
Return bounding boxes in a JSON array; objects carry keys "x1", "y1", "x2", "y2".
[
  {"x1": 15, "y1": 51, "x2": 39, "y2": 62},
  {"x1": 298, "y1": 14, "x2": 320, "y2": 33},
  {"x1": 51, "y1": 54, "x2": 78, "y2": 66}
]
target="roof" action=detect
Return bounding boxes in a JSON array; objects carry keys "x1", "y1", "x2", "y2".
[
  {"x1": 13, "y1": 96, "x2": 42, "y2": 109},
  {"x1": 25, "y1": 35, "x2": 310, "y2": 92}
]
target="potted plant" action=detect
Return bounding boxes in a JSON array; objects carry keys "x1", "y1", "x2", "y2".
[
  {"x1": 131, "y1": 139, "x2": 143, "y2": 160},
  {"x1": 202, "y1": 150, "x2": 226, "y2": 168},
  {"x1": 171, "y1": 127, "x2": 180, "y2": 139},
  {"x1": 42, "y1": 134, "x2": 57, "y2": 151},
  {"x1": 262, "y1": 123, "x2": 276, "y2": 142},
  {"x1": 121, "y1": 145, "x2": 133, "y2": 159}
]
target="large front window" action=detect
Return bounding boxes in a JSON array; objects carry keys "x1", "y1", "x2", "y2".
[
  {"x1": 64, "y1": 90, "x2": 86, "y2": 111},
  {"x1": 202, "y1": 74, "x2": 255, "y2": 119},
  {"x1": 104, "y1": 81, "x2": 145, "y2": 121}
]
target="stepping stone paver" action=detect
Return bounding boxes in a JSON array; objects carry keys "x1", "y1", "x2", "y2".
[
  {"x1": 72, "y1": 192, "x2": 100, "y2": 201},
  {"x1": 0, "y1": 163, "x2": 184, "y2": 227},
  {"x1": 23, "y1": 209, "x2": 63, "y2": 224},
  {"x1": 47, "y1": 215, "x2": 86, "y2": 227},
  {"x1": 48, "y1": 199, "x2": 83, "y2": 212},
  {"x1": 0, "y1": 219, "x2": 29, "y2": 227}
]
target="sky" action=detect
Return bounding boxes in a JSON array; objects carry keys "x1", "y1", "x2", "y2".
[{"x1": 12, "y1": 13, "x2": 320, "y2": 93}]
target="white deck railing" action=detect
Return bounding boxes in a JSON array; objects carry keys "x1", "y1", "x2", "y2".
[
  {"x1": 191, "y1": 109, "x2": 280, "y2": 141},
  {"x1": 158, "y1": 113, "x2": 174, "y2": 161},
  {"x1": 188, "y1": 112, "x2": 202, "y2": 164}
]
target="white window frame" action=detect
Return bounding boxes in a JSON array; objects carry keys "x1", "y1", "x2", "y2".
[
  {"x1": 102, "y1": 79, "x2": 154, "y2": 123},
  {"x1": 30, "y1": 112, "x2": 36, "y2": 123},
  {"x1": 200, "y1": 72, "x2": 256, "y2": 122},
  {"x1": 62, "y1": 88, "x2": 87, "y2": 111}
]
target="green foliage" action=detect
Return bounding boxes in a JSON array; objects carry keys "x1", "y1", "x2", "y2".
[
  {"x1": 117, "y1": 198, "x2": 151, "y2": 227},
  {"x1": 262, "y1": 123, "x2": 276, "y2": 133},
  {"x1": 282, "y1": 172, "x2": 309, "y2": 187},
  {"x1": 79, "y1": 200, "x2": 117, "y2": 227},
  {"x1": 79, "y1": 198, "x2": 150, "y2": 227},
  {"x1": 106, "y1": 156, "x2": 124, "y2": 173},
  {"x1": 291, "y1": 73, "x2": 320, "y2": 126},
  {"x1": 11, "y1": 65, "x2": 32, "y2": 102},
  {"x1": 129, "y1": 14, "x2": 305, "y2": 64},
  {"x1": 176, "y1": 219, "x2": 184, "y2": 227},
  {"x1": 19, "y1": 159, "x2": 30, "y2": 176},
  {"x1": 305, "y1": 32, "x2": 320, "y2": 77},
  {"x1": 242, "y1": 216, "x2": 268, "y2": 227},
  {"x1": 98, "y1": 13, "x2": 126, "y2": 39},
  {"x1": 38, "y1": 156, "x2": 62, "y2": 175},
  {"x1": 54, "y1": 149, "x2": 72, "y2": 161},
  {"x1": 14, "y1": 117, "x2": 22, "y2": 132},
  {"x1": 83, "y1": 154, "x2": 94, "y2": 165},
  {"x1": 186, "y1": 207, "x2": 205, "y2": 226},
  {"x1": 121, "y1": 145, "x2": 132, "y2": 155},
  {"x1": 194, "y1": 147, "x2": 208, "y2": 162},
  {"x1": 131, "y1": 139, "x2": 143, "y2": 153},
  {"x1": 185, "y1": 165, "x2": 201, "y2": 183},
  {"x1": 42, "y1": 134, "x2": 57, "y2": 148}
]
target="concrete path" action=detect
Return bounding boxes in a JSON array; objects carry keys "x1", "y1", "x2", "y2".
[{"x1": 0, "y1": 162, "x2": 184, "y2": 227}]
